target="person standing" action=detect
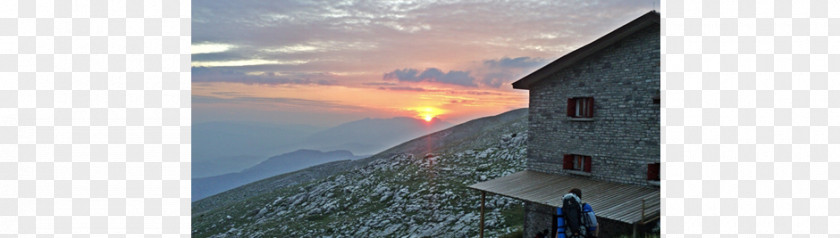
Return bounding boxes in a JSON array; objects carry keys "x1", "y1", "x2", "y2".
[{"x1": 558, "y1": 188, "x2": 598, "y2": 238}]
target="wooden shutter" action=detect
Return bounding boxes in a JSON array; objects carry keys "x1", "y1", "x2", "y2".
[
  {"x1": 586, "y1": 97, "x2": 594, "y2": 118},
  {"x1": 647, "y1": 163, "x2": 660, "y2": 180},
  {"x1": 563, "y1": 154, "x2": 573, "y2": 169},
  {"x1": 583, "y1": 156, "x2": 592, "y2": 172},
  {"x1": 567, "y1": 98, "x2": 575, "y2": 117}
]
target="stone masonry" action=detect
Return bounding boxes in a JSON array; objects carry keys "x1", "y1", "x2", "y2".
[
  {"x1": 523, "y1": 23, "x2": 660, "y2": 237},
  {"x1": 526, "y1": 24, "x2": 660, "y2": 185}
]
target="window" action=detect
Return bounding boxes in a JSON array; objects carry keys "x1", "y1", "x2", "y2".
[
  {"x1": 567, "y1": 97, "x2": 594, "y2": 118},
  {"x1": 647, "y1": 163, "x2": 660, "y2": 180},
  {"x1": 563, "y1": 154, "x2": 592, "y2": 173}
]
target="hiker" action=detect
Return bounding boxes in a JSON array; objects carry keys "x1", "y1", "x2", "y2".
[{"x1": 557, "y1": 188, "x2": 598, "y2": 238}]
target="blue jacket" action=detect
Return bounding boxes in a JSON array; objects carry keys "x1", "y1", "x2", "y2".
[
  {"x1": 582, "y1": 203, "x2": 597, "y2": 232},
  {"x1": 556, "y1": 203, "x2": 597, "y2": 237}
]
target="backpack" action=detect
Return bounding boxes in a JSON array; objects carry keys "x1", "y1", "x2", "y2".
[
  {"x1": 561, "y1": 193, "x2": 585, "y2": 237},
  {"x1": 582, "y1": 203, "x2": 598, "y2": 236}
]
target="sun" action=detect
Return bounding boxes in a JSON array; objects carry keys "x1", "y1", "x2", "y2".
[{"x1": 409, "y1": 106, "x2": 444, "y2": 123}]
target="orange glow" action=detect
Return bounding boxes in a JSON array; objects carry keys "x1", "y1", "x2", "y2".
[
  {"x1": 410, "y1": 106, "x2": 444, "y2": 122},
  {"x1": 192, "y1": 82, "x2": 528, "y2": 125}
]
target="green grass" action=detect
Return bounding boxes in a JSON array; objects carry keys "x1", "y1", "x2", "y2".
[
  {"x1": 499, "y1": 228, "x2": 523, "y2": 238},
  {"x1": 501, "y1": 203, "x2": 524, "y2": 223},
  {"x1": 617, "y1": 233, "x2": 660, "y2": 238}
]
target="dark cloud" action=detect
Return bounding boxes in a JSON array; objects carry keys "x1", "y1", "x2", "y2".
[
  {"x1": 192, "y1": 67, "x2": 335, "y2": 85},
  {"x1": 383, "y1": 68, "x2": 477, "y2": 87},
  {"x1": 381, "y1": 57, "x2": 548, "y2": 88},
  {"x1": 483, "y1": 57, "x2": 548, "y2": 69},
  {"x1": 481, "y1": 72, "x2": 513, "y2": 88},
  {"x1": 383, "y1": 68, "x2": 422, "y2": 82},
  {"x1": 476, "y1": 57, "x2": 551, "y2": 88}
]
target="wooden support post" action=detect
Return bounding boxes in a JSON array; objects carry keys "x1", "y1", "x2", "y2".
[
  {"x1": 641, "y1": 199, "x2": 646, "y2": 222},
  {"x1": 480, "y1": 191, "x2": 486, "y2": 238},
  {"x1": 634, "y1": 198, "x2": 646, "y2": 238}
]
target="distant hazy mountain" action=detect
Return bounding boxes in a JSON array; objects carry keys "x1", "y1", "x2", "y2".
[
  {"x1": 303, "y1": 117, "x2": 452, "y2": 155},
  {"x1": 192, "y1": 149, "x2": 363, "y2": 201},
  {"x1": 192, "y1": 118, "x2": 451, "y2": 178},
  {"x1": 239, "y1": 150, "x2": 360, "y2": 177},
  {"x1": 191, "y1": 121, "x2": 321, "y2": 178},
  {"x1": 192, "y1": 155, "x2": 264, "y2": 179},
  {"x1": 192, "y1": 109, "x2": 531, "y2": 237}
]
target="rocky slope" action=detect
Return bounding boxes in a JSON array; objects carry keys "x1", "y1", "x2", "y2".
[{"x1": 192, "y1": 108, "x2": 529, "y2": 237}]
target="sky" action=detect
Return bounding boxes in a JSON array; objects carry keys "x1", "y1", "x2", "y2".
[{"x1": 192, "y1": 0, "x2": 660, "y2": 127}]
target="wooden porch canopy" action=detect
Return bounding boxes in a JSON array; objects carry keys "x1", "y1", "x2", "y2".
[{"x1": 469, "y1": 170, "x2": 660, "y2": 224}]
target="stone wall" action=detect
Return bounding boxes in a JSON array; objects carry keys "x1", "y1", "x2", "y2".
[
  {"x1": 524, "y1": 201, "x2": 658, "y2": 237},
  {"x1": 524, "y1": 203, "x2": 659, "y2": 237},
  {"x1": 523, "y1": 201, "x2": 555, "y2": 238},
  {"x1": 526, "y1": 24, "x2": 660, "y2": 186},
  {"x1": 597, "y1": 217, "x2": 635, "y2": 238}
]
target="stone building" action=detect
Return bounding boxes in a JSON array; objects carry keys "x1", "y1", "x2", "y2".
[{"x1": 470, "y1": 11, "x2": 660, "y2": 237}]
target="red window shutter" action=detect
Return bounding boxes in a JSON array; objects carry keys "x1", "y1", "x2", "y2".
[
  {"x1": 583, "y1": 156, "x2": 592, "y2": 172},
  {"x1": 647, "y1": 163, "x2": 660, "y2": 180},
  {"x1": 567, "y1": 98, "x2": 575, "y2": 117},
  {"x1": 586, "y1": 97, "x2": 594, "y2": 118},
  {"x1": 563, "y1": 154, "x2": 573, "y2": 169}
]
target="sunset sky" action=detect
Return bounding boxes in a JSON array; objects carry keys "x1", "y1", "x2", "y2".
[{"x1": 192, "y1": 0, "x2": 659, "y2": 127}]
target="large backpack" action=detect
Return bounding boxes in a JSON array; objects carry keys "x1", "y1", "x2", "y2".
[
  {"x1": 561, "y1": 193, "x2": 584, "y2": 237},
  {"x1": 582, "y1": 203, "x2": 598, "y2": 235}
]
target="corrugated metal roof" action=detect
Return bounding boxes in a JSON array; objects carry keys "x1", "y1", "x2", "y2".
[{"x1": 469, "y1": 170, "x2": 659, "y2": 224}]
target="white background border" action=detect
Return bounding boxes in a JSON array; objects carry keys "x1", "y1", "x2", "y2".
[{"x1": 0, "y1": 0, "x2": 837, "y2": 236}]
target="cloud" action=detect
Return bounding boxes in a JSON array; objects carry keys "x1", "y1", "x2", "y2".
[
  {"x1": 193, "y1": 95, "x2": 366, "y2": 111},
  {"x1": 383, "y1": 68, "x2": 421, "y2": 82},
  {"x1": 363, "y1": 82, "x2": 399, "y2": 86},
  {"x1": 476, "y1": 56, "x2": 551, "y2": 88},
  {"x1": 381, "y1": 57, "x2": 549, "y2": 88},
  {"x1": 192, "y1": 67, "x2": 335, "y2": 85},
  {"x1": 383, "y1": 68, "x2": 477, "y2": 87},
  {"x1": 192, "y1": 52, "x2": 249, "y2": 62},
  {"x1": 377, "y1": 86, "x2": 428, "y2": 92},
  {"x1": 192, "y1": 43, "x2": 236, "y2": 54},
  {"x1": 191, "y1": 0, "x2": 658, "y2": 125},
  {"x1": 483, "y1": 57, "x2": 548, "y2": 69},
  {"x1": 191, "y1": 59, "x2": 309, "y2": 67},
  {"x1": 192, "y1": 0, "x2": 653, "y2": 89},
  {"x1": 448, "y1": 99, "x2": 476, "y2": 105},
  {"x1": 481, "y1": 72, "x2": 513, "y2": 88}
]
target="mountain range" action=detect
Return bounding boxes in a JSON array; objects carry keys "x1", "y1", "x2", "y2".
[
  {"x1": 192, "y1": 117, "x2": 452, "y2": 178},
  {"x1": 191, "y1": 121, "x2": 320, "y2": 178},
  {"x1": 192, "y1": 149, "x2": 365, "y2": 201}
]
